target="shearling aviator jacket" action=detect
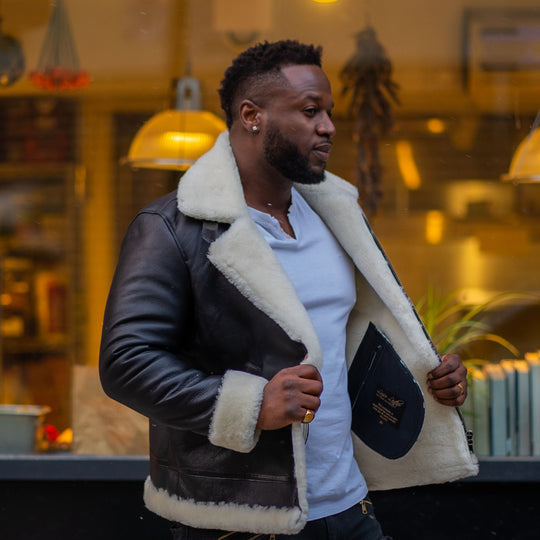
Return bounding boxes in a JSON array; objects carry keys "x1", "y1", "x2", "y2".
[{"x1": 99, "y1": 131, "x2": 478, "y2": 535}]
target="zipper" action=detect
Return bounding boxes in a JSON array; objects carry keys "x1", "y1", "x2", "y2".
[
  {"x1": 455, "y1": 406, "x2": 475, "y2": 453},
  {"x1": 302, "y1": 422, "x2": 309, "y2": 442},
  {"x1": 359, "y1": 498, "x2": 373, "y2": 514}
]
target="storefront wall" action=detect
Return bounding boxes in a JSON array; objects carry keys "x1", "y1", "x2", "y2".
[{"x1": 0, "y1": 0, "x2": 539, "y2": 536}]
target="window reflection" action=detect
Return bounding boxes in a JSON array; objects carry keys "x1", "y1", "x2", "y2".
[{"x1": 0, "y1": 0, "x2": 538, "y2": 458}]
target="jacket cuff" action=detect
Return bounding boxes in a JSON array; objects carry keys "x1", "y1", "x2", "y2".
[{"x1": 209, "y1": 370, "x2": 267, "y2": 453}]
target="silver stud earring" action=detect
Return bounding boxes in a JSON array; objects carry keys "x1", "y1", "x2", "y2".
[{"x1": 252, "y1": 125, "x2": 259, "y2": 133}]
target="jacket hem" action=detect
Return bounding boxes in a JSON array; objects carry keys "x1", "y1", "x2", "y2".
[
  {"x1": 143, "y1": 476, "x2": 307, "y2": 535},
  {"x1": 367, "y1": 458, "x2": 479, "y2": 491}
]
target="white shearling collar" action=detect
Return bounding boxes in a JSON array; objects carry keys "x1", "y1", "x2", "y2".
[
  {"x1": 175, "y1": 131, "x2": 434, "y2": 365},
  {"x1": 177, "y1": 131, "x2": 249, "y2": 223},
  {"x1": 177, "y1": 131, "x2": 358, "y2": 223}
]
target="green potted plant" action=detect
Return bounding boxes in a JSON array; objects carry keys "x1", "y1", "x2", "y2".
[{"x1": 415, "y1": 286, "x2": 527, "y2": 367}]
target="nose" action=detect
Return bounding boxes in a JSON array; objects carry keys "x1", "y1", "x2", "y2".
[{"x1": 317, "y1": 112, "x2": 336, "y2": 138}]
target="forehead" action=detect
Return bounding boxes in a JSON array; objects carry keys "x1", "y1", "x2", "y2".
[{"x1": 274, "y1": 64, "x2": 333, "y2": 104}]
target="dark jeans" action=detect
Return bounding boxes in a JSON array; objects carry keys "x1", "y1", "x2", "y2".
[{"x1": 170, "y1": 498, "x2": 391, "y2": 539}]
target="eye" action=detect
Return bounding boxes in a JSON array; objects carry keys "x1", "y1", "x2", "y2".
[{"x1": 304, "y1": 107, "x2": 317, "y2": 117}]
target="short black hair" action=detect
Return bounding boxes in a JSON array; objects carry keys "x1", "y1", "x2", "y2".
[{"x1": 219, "y1": 40, "x2": 323, "y2": 128}]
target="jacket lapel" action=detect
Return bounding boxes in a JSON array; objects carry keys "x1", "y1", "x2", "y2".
[
  {"x1": 296, "y1": 176, "x2": 436, "y2": 361},
  {"x1": 177, "y1": 132, "x2": 323, "y2": 369}
]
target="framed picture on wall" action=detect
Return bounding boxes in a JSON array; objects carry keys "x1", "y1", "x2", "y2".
[{"x1": 463, "y1": 8, "x2": 540, "y2": 98}]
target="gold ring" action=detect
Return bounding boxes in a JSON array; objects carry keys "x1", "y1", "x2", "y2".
[
  {"x1": 457, "y1": 382, "x2": 464, "y2": 396},
  {"x1": 302, "y1": 409, "x2": 315, "y2": 424}
]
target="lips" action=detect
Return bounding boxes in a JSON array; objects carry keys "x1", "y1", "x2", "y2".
[{"x1": 312, "y1": 142, "x2": 333, "y2": 162}]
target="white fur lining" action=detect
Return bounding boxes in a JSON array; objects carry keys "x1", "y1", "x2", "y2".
[
  {"x1": 208, "y1": 216, "x2": 323, "y2": 371},
  {"x1": 177, "y1": 131, "x2": 246, "y2": 223},
  {"x1": 290, "y1": 422, "x2": 309, "y2": 520},
  {"x1": 344, "y1": 285, "x2": 479, "y2": 488},
  {"x1": 144, "y1": 476, "x2": 306, "y2": 535},
  {"x1": 209, "y1": 369, "x2": 266, "y2": 452},
  {"x1": 297, "y1": 177, "x2": 478, "y2": 486},
  {"x1": 179, "y1": 132, "x2": 323, "y2": 371},
  {"x1": 296, "y1": 174, "x2": 435, "y2": 365}
]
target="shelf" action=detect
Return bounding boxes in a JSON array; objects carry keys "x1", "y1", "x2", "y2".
[
  {"x1": 465, "y1": 457, "x2": 540, "y2": 482},
  {"x1": 0, "y1": 455, "x2": 149, "y2": 481},
  {"x1": 2, "y1": 336, "x2": 69, "y2": 356},
  {"x1": 0, "y1": 163, "x2": 76, "y2": 182},
  {"x1": 3, "y1": 243, "x2": 65, "y2": 261},
  {"x1": 0, "y1": 455, "x2": 538, "y2": 482}
]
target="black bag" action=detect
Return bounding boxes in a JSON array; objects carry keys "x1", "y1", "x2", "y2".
[{"x1": 348, "y1": 322, "x2": 425, "y2": 459}]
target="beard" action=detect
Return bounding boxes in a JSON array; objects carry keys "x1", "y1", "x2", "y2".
[{"x1": 263, "y1": 125, "x2": 326, "y2": 185}]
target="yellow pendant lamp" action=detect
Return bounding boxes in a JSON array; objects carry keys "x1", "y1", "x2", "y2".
[
  {"x1": 502, "y1": 111, "x2": 540, "y2": 183},
  {"x1": 125, "y1": 77, "x2": 226, "y2": 171}
]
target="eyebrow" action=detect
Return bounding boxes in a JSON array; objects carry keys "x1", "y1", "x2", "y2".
[
  {"x1": 302, "y1": 92, "x2": 324, "y2": 101},
  {"x1": 301, "y1": 92, "x2": 333, "y2": 104},
  {"x1": 301, "y1": 93, "x2": 335, "y2": 111}
]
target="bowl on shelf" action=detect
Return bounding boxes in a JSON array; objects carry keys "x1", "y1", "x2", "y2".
[{"x1": 0, "y1": 404, "x2": 51, "y2": 454}]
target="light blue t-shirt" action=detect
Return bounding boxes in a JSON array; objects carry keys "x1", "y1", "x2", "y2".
[{"x1": 248, "y1": 188, "x2": 368, "y2": 521}]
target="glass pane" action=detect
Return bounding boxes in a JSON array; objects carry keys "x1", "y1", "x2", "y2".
[{"x1": 0, "y1": 0, "x2": 538, "y2": 459}]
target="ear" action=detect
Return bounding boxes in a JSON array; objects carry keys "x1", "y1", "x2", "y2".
[{"x1": 238, "y1": 99, "x2": 262, "y2": 134}]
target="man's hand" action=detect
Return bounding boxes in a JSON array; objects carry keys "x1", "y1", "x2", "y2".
[
  {"x1": 257, "y1": 364, "x2": 323, "y2": 430},
  {"x1": 427, "y1": 353, "x2": 468, "y2": 407}
]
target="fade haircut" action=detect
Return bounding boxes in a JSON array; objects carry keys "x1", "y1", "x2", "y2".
[{"x1": 219, "y1": 40, "x2": 323, "y2": 128}]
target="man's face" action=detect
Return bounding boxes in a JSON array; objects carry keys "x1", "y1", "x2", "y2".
[{"x1": 260, "y1": 64, "x2": 336, "y2": 184}]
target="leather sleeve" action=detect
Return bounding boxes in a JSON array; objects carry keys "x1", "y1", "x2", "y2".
[{"x1": 99, "y1": 208, "x2": 222, "y2": 435}]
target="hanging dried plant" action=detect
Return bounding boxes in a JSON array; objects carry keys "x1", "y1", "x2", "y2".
[{"x1": 340, "y1": 26, "x2": 399, "y2": 217}]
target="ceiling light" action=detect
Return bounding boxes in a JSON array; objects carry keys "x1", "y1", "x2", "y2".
[
  {"x1": 502, "y1": 113, "x2": 540, "y2": 183},
  {"x1": 426, "y1": 118, "x2": 446, "y2": 134},
  {"x1": 125, "y1": 77, "x2": 226, "y2": 171},
  {"x1": 396, "y1": 140, "x2": 421, "y2": 190}
]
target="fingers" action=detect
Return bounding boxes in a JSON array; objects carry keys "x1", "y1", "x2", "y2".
[
  {"x1": 427, "y1": 354, "x2": 468, "y2": 407},
  {"x1": 428, "y1": 381, "x2": 467, "y2": 406},
  {"x1": 286, "y1": 364, "x2": 323, "y2": 396},
  {"x1": 277, "y1": 365, "x2": 323, "y2": 417},
  {"x1": 257, "y1": 365, "x2": 323, "y2": 431},
  {"x1": 428, "y1": 354, "x2": 465, "y2": 379},
  {"x1": 294, "y1": 363, "x2": 323, "y2": 383}
]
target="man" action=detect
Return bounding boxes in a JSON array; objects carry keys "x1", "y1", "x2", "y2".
[{"x1": 100, "y1": 40, "x2": 477, "y2": 539}]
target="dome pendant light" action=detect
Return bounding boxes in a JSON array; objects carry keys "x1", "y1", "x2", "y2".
[
  {"x1": 502, "y1": 111, "x2": 540, "y2": 184},
  {"x1": 0, "y1": 13, "x2": 25, "y2": 87},
  {"x1": 125, "y1": 76, "x2": 226, "y2": 171}
]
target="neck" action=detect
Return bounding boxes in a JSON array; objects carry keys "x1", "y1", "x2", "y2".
[
  {"x1": 242, "y1": 176, "x2": 292, "y2": 215},
  {"x1": 230, "y1": 128, "x2": 293, "y2": 216}
]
